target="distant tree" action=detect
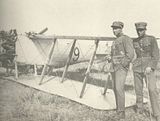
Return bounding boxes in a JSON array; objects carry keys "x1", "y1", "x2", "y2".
[{"x1": 0, "y1": 29, "x2": 17, "y2": 69}]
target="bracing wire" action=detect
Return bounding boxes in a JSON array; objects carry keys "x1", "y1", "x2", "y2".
[{"x1": 29, "y1": 40, "x2": 51, "y2": 64}]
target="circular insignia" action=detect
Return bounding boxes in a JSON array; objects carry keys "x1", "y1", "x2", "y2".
[{"x1": 73, "y1": 47, "x2": 80, "y2": 61}]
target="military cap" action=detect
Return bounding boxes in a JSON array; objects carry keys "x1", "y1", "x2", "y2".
[
  {"x1": 111, "y1": 21, "x2": 124, "y2": 29},
  {"x1": 135, "y1": 22, "x2": 147, "y2": 30}
]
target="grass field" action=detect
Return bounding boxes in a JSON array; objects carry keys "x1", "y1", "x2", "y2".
[{"x1": 0, "y1": 62, "x2": 160, "y2": 121}]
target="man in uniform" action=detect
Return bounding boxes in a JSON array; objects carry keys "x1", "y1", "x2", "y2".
[
  {"x1": 133, "y1": 22, "x2": 160, "y2": 121},
  {"x1": 110, "y1": 21, "x2": 134, "y2": 119}
]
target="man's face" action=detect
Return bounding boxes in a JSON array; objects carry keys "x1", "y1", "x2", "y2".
[
  {"x1": 136, "y1": 29, "x2": 146, "y2": 37},
  {"x1": 112, "y1": 27, "x2": 122, "y2": 37}
]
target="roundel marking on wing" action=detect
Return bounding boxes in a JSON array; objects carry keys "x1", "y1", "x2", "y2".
[{"x1": 73, "y1": 47, "x2": 80, "y2": 61}]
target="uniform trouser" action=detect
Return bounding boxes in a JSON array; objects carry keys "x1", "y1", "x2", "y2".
[
  {"x1": 134, "y1": 71, "x2": 160, "y2": 117},
  {"x1": 111, "y1": 68, "x2": 127, "y2": 112}
]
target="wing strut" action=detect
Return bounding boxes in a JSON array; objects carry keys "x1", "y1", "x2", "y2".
[
  {"x1": 80, "y1": 40, "x2": 99, "y2": 98},
  {"x1": 61, "y1": 39, "x2": 77, "y2": 83},
  {"x1": 39, "y1": 38, "x2": 57, "y2": 85}
]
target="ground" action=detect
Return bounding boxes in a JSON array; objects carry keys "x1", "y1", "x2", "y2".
[{"x1": 0, "y1": 63, "x2": 160, "y2": 121}]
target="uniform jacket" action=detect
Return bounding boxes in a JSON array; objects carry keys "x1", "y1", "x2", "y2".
[
  {"x1": 110, "y1": 33, "x2": 134, "y2": 71},
  {"x1": 132, "y1": 35, "x2": 159, "y2": 72}
]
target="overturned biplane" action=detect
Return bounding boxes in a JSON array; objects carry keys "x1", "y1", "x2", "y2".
[
  {"x1": 16, "y1": 28, "x2": 114, "y2": 96},
  {"x1": 9, "y1": 28, "x2": 148, "y2": 110}
]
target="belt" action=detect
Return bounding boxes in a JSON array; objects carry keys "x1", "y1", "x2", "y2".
[
  {"x1": 112, "y1": 55, "x2": 125, "y2": 59},
  {"x1": 112, "y1": 55, "x2": 124, "y2": 64},
  {"x1": 136, "y1": 56, "x2": 151, "y2": 59}
]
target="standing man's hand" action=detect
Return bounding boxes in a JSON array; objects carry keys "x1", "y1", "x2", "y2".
[
  {"x1": 145, "y1": 67, "x2": 152, "y2": 74},
  {"x1": 105, "y1": 55, "x2": 111, "y2": 62}
]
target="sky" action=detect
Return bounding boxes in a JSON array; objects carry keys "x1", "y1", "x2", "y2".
[{"x1": 0, "y1": 0, "x2": 160, "y2": 37}]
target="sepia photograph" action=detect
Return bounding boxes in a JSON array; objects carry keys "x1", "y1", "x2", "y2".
[{"x1": 0, "y1": 0, "x2": 160, "y2": 121}]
